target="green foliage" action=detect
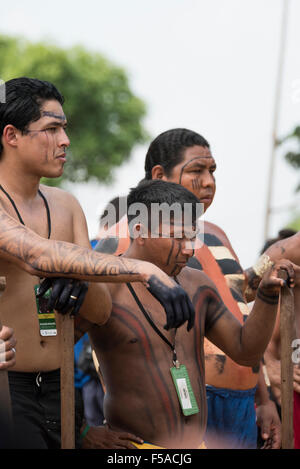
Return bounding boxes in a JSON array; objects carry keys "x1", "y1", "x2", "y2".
[
  {"x1": 278, "y1": 125, "x2": 300, "y2": 191},
  {"x1": 0, "y1": 35, "x2": 148, "y2": 185},
  {"x1": 286, "y1": 215, "x2": 300, "y2": 232}
]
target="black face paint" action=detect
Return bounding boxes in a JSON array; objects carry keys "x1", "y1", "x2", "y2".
[
  {"x1": 178, "y1": 156, "x2": 214, "y2": 184},
  {"x1": 165, "y1": 239, "x2": 175, "y2": 266},
  {"x1": 191, "y1": 178, "x2": 201, "y2": 191},
  {"x1": 41, "y1": 111, "x2": 66, "y2": 121}
]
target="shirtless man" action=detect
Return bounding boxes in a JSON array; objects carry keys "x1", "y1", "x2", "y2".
[
  {"x1": 95, "y1": 128, "x2": 281, "y2": 448},
  {"x1": 0, "y1": 78, "x2": 194, "y2": 448},
  {"x1": 78, "y1": 179, "x2": 295, "y2": 449},
  {"x1": 245, "y1": 231, "x2": 300, "y2": 448}
]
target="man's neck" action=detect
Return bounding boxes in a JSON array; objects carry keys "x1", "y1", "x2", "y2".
[{"x1": 0, "y1": 158, "x2": 41, "y2": 200}]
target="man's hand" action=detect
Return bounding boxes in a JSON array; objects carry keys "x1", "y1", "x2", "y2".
[
  {"x1": 259, "y1": 259, "x2": 296, "y2": 296},
  {"x1": 37, "y1": 278, "x2": 88, "y2": 316},
  {"x1": 256, "y1": 399, "x2": 281, "y2": 449},
  {"x1": 81, "y1": 425, "x2": 144, "y2": 449},
  {"x1": 0, "y1": 325, "x2": 17, "y2": 370},
  {"x1": 147, "y1": 275, "x2": 195, "y2": 331}
]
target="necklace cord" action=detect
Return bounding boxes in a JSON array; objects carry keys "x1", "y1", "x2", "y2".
[
  {"x1": 126, "y1": 282, "x2": 177, "y2": 363},
  {"x1": 0, "y1": 184, "x2": 51, "y2": 239}
]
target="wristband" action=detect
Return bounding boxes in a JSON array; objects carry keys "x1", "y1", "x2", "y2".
[
  {"x1": 257, "y1": 287, "x2": 279, "y2": 305},
  {"x1": 253, "y1": 254, "x2": 274, "y2": 277},
  {"x1": 80, "y1": 423, "x2": 90, "y2": 440}
]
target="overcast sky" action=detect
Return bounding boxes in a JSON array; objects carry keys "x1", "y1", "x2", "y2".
[{"x1": 1, "y1": 0, "x2": 299, "y2": 267}]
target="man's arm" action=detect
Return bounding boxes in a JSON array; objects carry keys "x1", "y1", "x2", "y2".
[
  {"x1": 245, "y1": 233, "x2": 300, "y2": 303},
  {"x1": 206, "y1": 260, "x2": 296, "y2": 367},
  {"x1": 0, "y1": 208, "x2": 194, "y2": 330},
  {"x1": 255, "y1": 364, "x2": 281, "y2": 449}
]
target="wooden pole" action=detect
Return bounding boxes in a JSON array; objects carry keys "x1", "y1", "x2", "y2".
[
  {"x1": 0, "y1": 276, "x2": 14, "y2": 448},
  {"x1": 60, "y1": 314, "x2": 75, "y2": 449},
  {"x1": 263, "y1": 0, "x2": 290, "y2": 240},
  {"x1": 279, "y1": 274, "x2": 295, "y2": 449}
]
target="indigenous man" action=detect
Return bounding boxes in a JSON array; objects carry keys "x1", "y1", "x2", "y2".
[
  {"x1": 82, "y1": 179, "x2": 294, "y2": 449},
  {"x1": 0, "y1": 78, "x2": 194, "y2": 448},
  {"x1": 96, "y1": 128, "x2": 281, "y2": 448},
  {"x1": 245, "y1": 230, "x2": 300, "y2": 448}
]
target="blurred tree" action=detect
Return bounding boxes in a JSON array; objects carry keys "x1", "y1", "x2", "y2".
[
  {"x1": 0, "y1": 35, "x2": 148, "y2": 186},
  {"x1": 278, "y1": 125, "x2": 300, "y2": 191},
  {"x1": 287, "y1": 217, "x2": 300, "y2": 231}
]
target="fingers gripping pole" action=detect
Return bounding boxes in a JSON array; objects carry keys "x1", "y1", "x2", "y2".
[
  {"x1": 60, "y1": 314, "x2": 75, "y2": 449},
  {"x1": 279, "y1": 269, "x2": 295, "y2": 449},
  {"x1": 0, "y1": 276, "x2": 14, "y2": 448}
]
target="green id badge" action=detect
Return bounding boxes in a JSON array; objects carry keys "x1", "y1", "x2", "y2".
[
  {"x1": 170, "y1": 364, "x2": 199, "y2": 416},
  {"x1": 34, "y1": 285, "x2": 57, "y2": 337}
]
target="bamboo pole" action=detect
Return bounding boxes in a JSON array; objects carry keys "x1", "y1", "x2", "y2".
[
  {"x1": 279, "y1": 273, "x2": 295, "y2": 449},
  {"x1": 263, "y1": 0, "x2": 290, "y2": 240},
  {"x1": 60, "y1": 314, "x2": 75, "y2": 449}
]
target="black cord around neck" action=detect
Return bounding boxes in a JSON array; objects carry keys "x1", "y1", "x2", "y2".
[{"x1": 0, "y1": 184, "x2": 51, "y2": 239}]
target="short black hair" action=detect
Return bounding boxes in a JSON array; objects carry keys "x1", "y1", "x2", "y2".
[
  {"x1": 0, "y1": 77, "x2": 64, "y2": 156},
  {"x1": 127, "y1": 179, "x2": 201, "y2": 238},
  {"x1": 144, "y1": 128, "x2": 210, "y2": 180},
  {"x1": 260, "y1": 228, "x2": 297, "y2": 254}
]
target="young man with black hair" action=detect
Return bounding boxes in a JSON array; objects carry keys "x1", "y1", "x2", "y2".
[
  {"x1": 83, "y1": 178, "x2": 295, "y2": 449},
  {"x1": 0, "y1": 78, "x2": 195, "y2": 448}
]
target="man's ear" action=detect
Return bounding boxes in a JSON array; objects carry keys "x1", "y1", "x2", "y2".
[
  {"x1": 132, "y1": 223, "x2": 147, "y2": 244},
  {"x1": 151, "y1": 165, "x2": 167, "y2": 180},
  {"x1": 2, "y1": 125, "x2": 19, "y2": 149}
]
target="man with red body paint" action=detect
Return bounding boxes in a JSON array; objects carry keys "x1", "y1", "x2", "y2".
[{"x1": 78, "y1": 179, "x2": 295, "y2": 449}]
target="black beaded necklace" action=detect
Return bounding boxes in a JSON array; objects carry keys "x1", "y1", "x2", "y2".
[{"x1": 0, "y1": 184, "x2": 51, "y2": 239}]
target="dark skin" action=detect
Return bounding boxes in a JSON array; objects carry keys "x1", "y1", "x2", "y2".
[
  {"x1": 245, "y1": 232, "x2": 300, "y2": 405},
  {"x1": 79, "y1": 225, "x2": 296, "y2": 449}
]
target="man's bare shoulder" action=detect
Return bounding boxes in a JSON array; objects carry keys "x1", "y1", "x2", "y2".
[
  {"x1": 204, "y1": 220, "x2": 232, "y2": 245},
  {"x1": 266, "y1": 231, "x2": 300, "y2": 264},
  {"x1": 39, "y1": 184, "x2": 78, "y2": 202},
  {"x1": 39, "y1": 184, "x2": 83, "y2": 213},
  {"x1": 178, "y1": 265, "x2": 216, "y2": 291},
  {"x1": 203, "y1": 220, "x2": 240, "y2": 262}
]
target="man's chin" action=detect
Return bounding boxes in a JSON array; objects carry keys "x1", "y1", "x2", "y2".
[{"x1": 42, "y1": 168, "x2": 64, "y2": 180}]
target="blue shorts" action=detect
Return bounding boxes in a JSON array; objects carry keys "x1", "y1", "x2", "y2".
[{"x1": 205, "y1": 385, "x2": 257, "y2": 449}]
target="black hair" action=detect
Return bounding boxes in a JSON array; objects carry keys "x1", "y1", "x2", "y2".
[
  {"x1": 127, "y1": 179, "x2": 201, "y2": 237},
  {"x1": 260, "y1": 228, "x2": 297, "y2": 254},
  {"x1": 144, "y1": 128, "x2": 210, "y2": 180},
  {"x1": 0, "y1": 77, "x2": 64, "y2": 156},
  {"x1": 99, "y1": 195, "x2": 127, "y2": 228}
]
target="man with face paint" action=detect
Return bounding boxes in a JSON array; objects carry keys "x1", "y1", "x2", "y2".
[
  {"x1": 88, "y1": 178, "x2": 296, "y2": 449},
  {"x1": 0, "y1": 80, "x2": 196, "y2": 448},
  {"x1": 95, "y1": 128, "x2": 281, "y2": 449}
]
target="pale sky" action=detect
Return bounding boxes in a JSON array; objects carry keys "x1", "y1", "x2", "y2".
[{"x1": 1, "y1": 0, "x2": 299, "y2": 267}]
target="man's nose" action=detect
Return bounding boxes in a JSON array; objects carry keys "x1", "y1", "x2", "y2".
[
  {"x1": 58, "y1": 128, "x2": 70, "y2": 148},
  {"x1": 201, "y1": 171, "x2": 215, "y2": 188},
  {"x1": 181, "y1": 240, "x2": 194, "y2": 257}
]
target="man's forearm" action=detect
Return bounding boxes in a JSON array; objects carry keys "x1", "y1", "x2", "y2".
[
  {"x1": 238, "y1": 290, "x2": 279, "y2": 366},
  {"x1": 0, "y1": 209, "x2": 151, "y2": 284}
]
